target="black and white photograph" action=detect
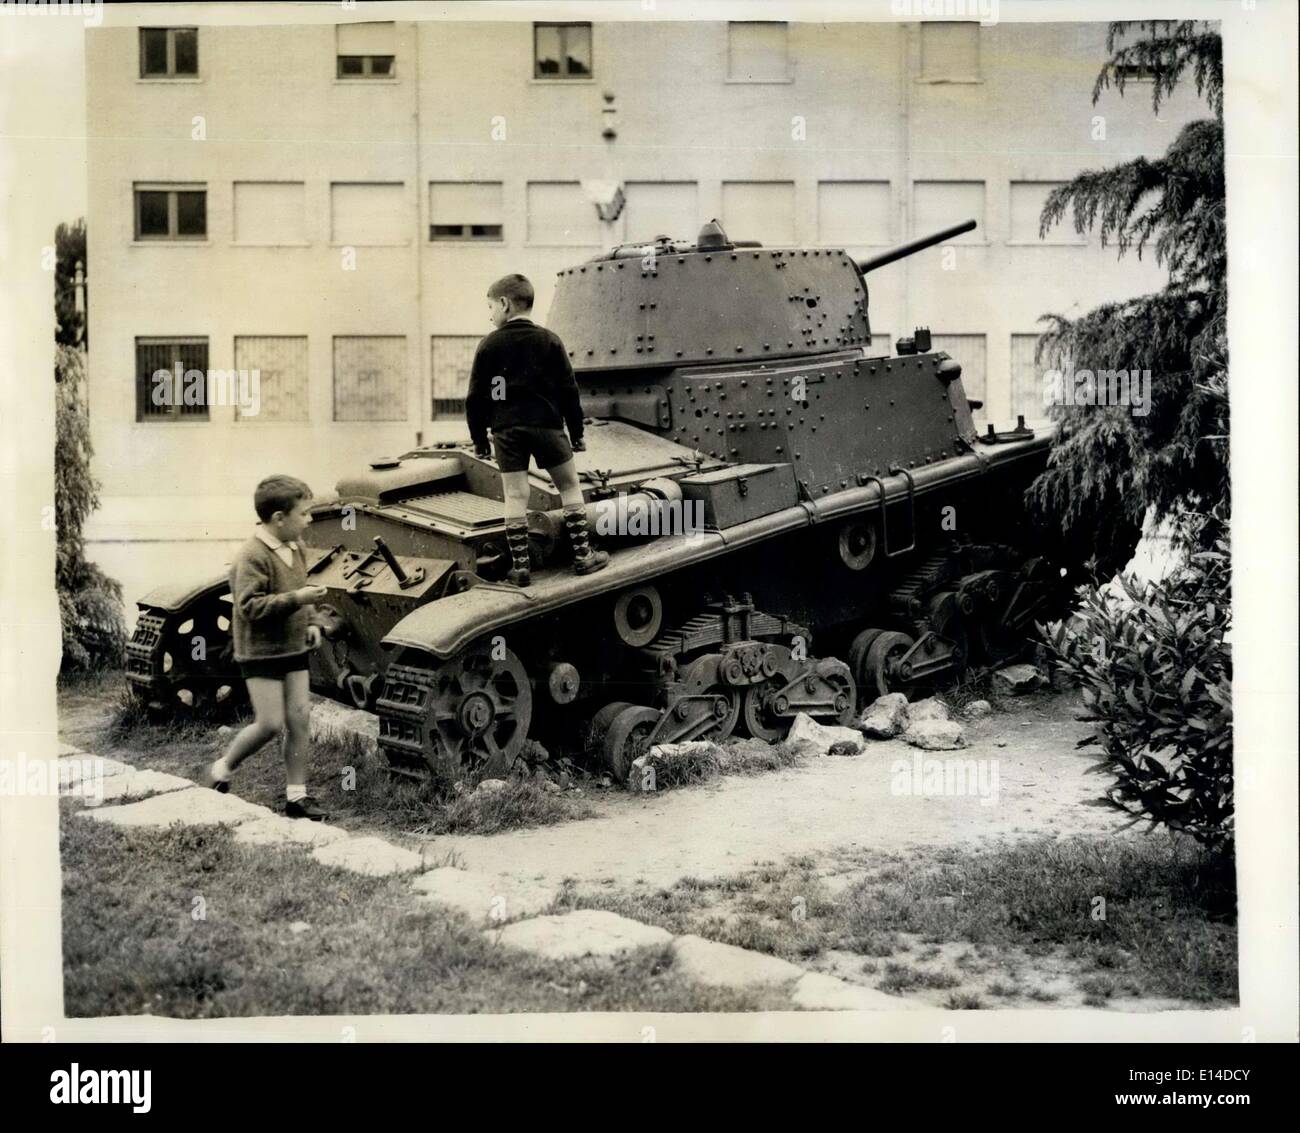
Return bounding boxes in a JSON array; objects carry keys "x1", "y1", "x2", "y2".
[{"x1": 0, "y1": 0, "x2": 1296, "y2": 1059}]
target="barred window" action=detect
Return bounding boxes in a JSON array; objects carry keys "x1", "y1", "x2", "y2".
[
  {"x1": 721, "y1": 181, "x2": 796, "y2": 245},
  {"x1": 930, "y1": 334, "x2": 987, "y2": 405},
  {"x1": 1011, "y1": 334, "x2": 1051, "y2": 421},
  {"x1": 817, "y1": 181, "x2": 892, "y2": 246},
  {"x1": 234, "y1": 336, "x2": 309, "y2": 422},
  {"x1": 136, "y1": 337, "x2": 209, "y2": 422},
  {"x1": 431, "y1": 336, "x2": 480, "y2": 420},
  {"x1": 333, "y1": 336, "x2": 406, "y2": 422}
]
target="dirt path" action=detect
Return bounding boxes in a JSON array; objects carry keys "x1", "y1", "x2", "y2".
[{"x1": 433, "y1": 692, "x2": 1125, "y2": 890}]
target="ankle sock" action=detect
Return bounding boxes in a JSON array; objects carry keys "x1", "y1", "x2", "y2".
[
  {"x1": 209, "y1": 756, "x2": 232, "y2": 783},
  {"x1": 286, "y1": 783, "x2": 307, "y2": 803}
]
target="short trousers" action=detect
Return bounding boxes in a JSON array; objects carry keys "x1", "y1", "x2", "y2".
[
  {"x1": 491, "y1": 425, "x2": 574, "y2": 474},
  {"x1": 240, "y1": 651, "x2": 310, "y2": 681}
]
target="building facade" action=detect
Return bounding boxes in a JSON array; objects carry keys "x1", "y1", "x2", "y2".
[{"x1": 85, "y1": 18, "x2": 1201, "y2": 608}]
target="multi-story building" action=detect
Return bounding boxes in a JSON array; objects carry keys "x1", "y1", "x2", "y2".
[{"x1": 85, "y1": 18, "x2": 1202, "y2": 610}]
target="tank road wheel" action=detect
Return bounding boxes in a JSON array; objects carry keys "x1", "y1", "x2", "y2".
[
  {"x1": 603, "y1": 705, "x2": 662, "y2": 782},
  {"x1": 975, "y1": 614, "x2": 1029, "y2": 665},
  {"x1": 740, "y1": 681, "x2": 788, "y2": 743},
  {"x1": 586, "y1": 700, "x2": 634, "y2": 755},
  {"x1": 125, "y1": 597, "x2": 245, "y2": 716},
  {"x1": 377, "y1": 643, "x2": 533, "y2": 781},
  {"x1": 699, "y1": 689, "x2": 742, "y2": 743},
  {"x1": 862, "y1": 631, "x2": 917, "y2": 699},
  {"x1": 848, "y1": 629, "x2": 887, "y2": 711}
]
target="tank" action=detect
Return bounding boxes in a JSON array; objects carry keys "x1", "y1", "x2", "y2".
[{"x1": 125, "y1": 218, "x2": 1123, "y2": 782}]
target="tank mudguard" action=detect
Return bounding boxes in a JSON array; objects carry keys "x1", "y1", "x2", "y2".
[{"x1": 134, "y1": 573, "x2": 230, "y2": 613}]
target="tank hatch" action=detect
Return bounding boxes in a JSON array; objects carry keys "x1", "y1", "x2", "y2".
[{"x1": 547, "y1": 220, "x2": 872, "y2": 375}]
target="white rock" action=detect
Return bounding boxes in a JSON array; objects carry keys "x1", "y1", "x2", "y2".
[
  {"x1": 858, "y1": 693, "x2": 909, "y2": 739},
  {"x1": 81, "y1": 787, "x2": 273, "y2": 828},
  {"x1": 310, "y1": 695, "x2": 379, "y2": 755},
  {"x1": 234, "y1": 815, "x2": 349, "y2": 847},
  {"x1": 411, "y1": 867, "x2": 556, "y2": 925},
  {"x1": 57, "y1": 755, "x2": 130, "y2": 788},
  {"x1": 311, "y1": 835, "x2": 423, "y2": 877},
  {"x1": 289, "y1": 921, "x2": 311, "y2": 935},
  {"x1": 993, "y1": 664, "x2": 1045, "y2": 694},
  {"x1": 903, "y1": 720, "x2": 968, "y2": 751},
  {"x1": 475, "y1": 778, "x2": 508, "y2": 795},
  {"x1": 905, "y1": 697, "x2": 951, "y2": 724},
  {"x1": 792, "y1": 972, "x2": 918, "y2": 1011},
  {"x1": 486, "y1": 909, "x2": 672, "y2": 960},
  {"x1": 86, "y1": 768, "x2": 194, "y2": 805},
  {"x1": 57, "y1": 742, "x2": 87, "y2": 758},
  {"x1": 786, "y1": 713, "x2": 866, "y2": 757},
  {"x1": 670, "y1": 934, "x2": 803, "y2": 989},
  {"x1": 963, "y1": 699, "x2": 993, "y2": 719}
]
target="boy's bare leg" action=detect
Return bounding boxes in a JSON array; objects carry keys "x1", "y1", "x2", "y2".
[
  {"x1": 281, "y1": 669, "x2": 312, "y2": 793},
  {"x1": 501, "y1": 469, "x2": 531, "y2": 520},
  {"x1": 547, "y1": 459, "x2": 585, "y2": 510},
  {"x1": 220, "y1": 677, "x2": 285, "y2": 774}
]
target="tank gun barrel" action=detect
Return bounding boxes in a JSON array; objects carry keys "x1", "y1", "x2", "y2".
[{"x1": 856, "y1": 219, "x2": 977, "y2": 274}]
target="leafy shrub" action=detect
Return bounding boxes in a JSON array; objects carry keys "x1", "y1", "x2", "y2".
[
  {"x1": 56, "y1": 343, "x2": 126, "y2": 673},
  {"x1": 1041, "y1": 518, "x2": 1232, "y2": 851}
]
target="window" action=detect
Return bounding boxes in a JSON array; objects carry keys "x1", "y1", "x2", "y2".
[
  {"x1": 330, "y1": 183, "x2": 407, "y2": 245},
  {"x1": 136, "y1": 337, "x2": 209, "y2": 421},
  {"x1": 134, "y1": 184, "x2": 206, "y2": 240},
  {"x1": 526, "y1": 182, "x2": 600, "y2": 245},
  {"x1": 234, "y1": 337, "x2": 309, "y2": 422},
  {"x1": 623, "y1": 182, "x2": 698, "y2": 242},
  {"x1": 1011, "y1": 334, "x2": 1054, "y2": 420},
  {"x1": 333, "y1": 336, "x2": 406, "y2": 422},
  {"x1": 336, "y1": 22, "x2": 396, "y2": 79},
  {"x1": 429, "y1": 182, "x2": 503, "y2": 241},
  {"x1": 139, "y1": 27, "x2": 198, "y2": 78},
  {"x1": 912, "y1": 181, "x2": 984, "y2": 243},
  {"x1": 817, "y1": 182, "x2": 892, "y2": 246},
  {"x1": 233, "y1": 182, "x2": 307, "y2": 245},
  {"x1": 432, "y1": 336, "x2": 480, "y2": 419},
  {"x1": 728, "y1": 22, "x2": 789, "y2": 82},
  {"x1": 920, "y1": 23, "x2": 979, "y2": 82},
  {"x1": 930, "y1": 335, "x2": 986, "y2": 404},
  {"x1": 722, "y1": 181, "x2": 796, "y2": 245},
  {"x1": 534, "y1": 23, "x2": 592, "y2": 79},
  {"x1": 1009, "y1": 181, "x2": 1083, "y2": 245}
]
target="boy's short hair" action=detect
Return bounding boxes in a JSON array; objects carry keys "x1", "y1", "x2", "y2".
[
  {"x1": 487, "y1": 273, "x2": 534, "y2": 311},
  {"x1": 254, "y1": 475, "x2": 313, "y2": 522}
]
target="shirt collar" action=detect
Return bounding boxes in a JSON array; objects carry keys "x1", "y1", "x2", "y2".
[{"x1": 255, "y1": 526, "x2": 296, "y2": 552}]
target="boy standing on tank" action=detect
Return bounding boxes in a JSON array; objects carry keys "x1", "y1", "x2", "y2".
[
  {"x1": 202, "y1": 474, "x2": 330, "y2": 820},
  {"x1": 466, "y1": 273, "x2": 608, "y2": 587}
]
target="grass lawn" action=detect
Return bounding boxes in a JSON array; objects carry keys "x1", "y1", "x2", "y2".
[
  {"x1": 60, "y1": 798, "x2": 791, "y2": 1018},
  {"x1": 58, "y1": 672, "x2": 595, "y2": 841},
  {"x1": 563, "y1": 831, "x2": 1237, "y2": 1009}
]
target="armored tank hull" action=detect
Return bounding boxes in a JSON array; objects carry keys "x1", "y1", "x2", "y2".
[{"x1": 126, "y1": 220, "x2": 1126, "y2": 782}]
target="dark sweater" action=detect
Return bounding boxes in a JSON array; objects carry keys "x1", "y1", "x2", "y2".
[
  {"x1": 465, "y1": 317, "x2": 584, "y2": 450},
  {"x1": 229, "y1": 537, "x2": 321, "y2": 661}
]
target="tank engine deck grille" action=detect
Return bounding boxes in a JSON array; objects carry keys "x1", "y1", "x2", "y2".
[{"x1": 399, "y1": 491, "x2": 504, "y2": 529}]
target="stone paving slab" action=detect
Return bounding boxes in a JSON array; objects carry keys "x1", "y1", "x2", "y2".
[
  {"x1": 234, "y1": 815, "x2": 350, "y2": 848},
  {"x1": 87, "y1": 768, "x2": 194, "y2": 804},
  {"x1": 56, "y1": 756, "x2": 132, "y2": 788},
  {"x1": 80, "y1": 787, "x2": 274, "y2": 828},
  {"x1": 58, "y1": 742, "x2": 89, "y2": 758},
  {"x1": 411, "y1": 867, "x2": 556, "y2": 925},
  {"x1": 792, "y1": 971, "x2": 915, "y2": 1011},
  {"x1": 311, "y1": 835, "x2": 423, "y2": 877},
  {"x1": 670, "y1": 934, "x2": 805, "y2": 990},
  {"x1": 486, "y1": 909, "x2": 673, "y2": 960}
]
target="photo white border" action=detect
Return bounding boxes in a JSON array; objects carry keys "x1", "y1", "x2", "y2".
[{"x1": 1, "y1": 0, "x2": 1295, "y2": 1043}]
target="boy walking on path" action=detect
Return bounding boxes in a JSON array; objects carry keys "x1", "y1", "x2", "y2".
[
  {"x1": 466, "y1": 273, "x2": 608, "y2": 588},
  {"x1": 203, "y1": 475, "x2": 330, "y2": 820}
]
